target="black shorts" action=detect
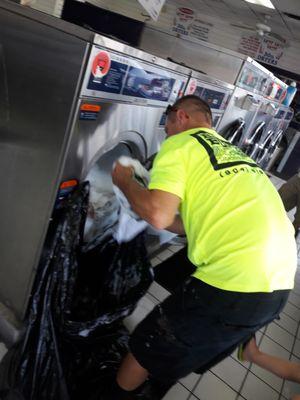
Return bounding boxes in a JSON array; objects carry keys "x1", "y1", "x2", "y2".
[{"x1": 129, "y1": 277, "x2": 289, "y2": 384}]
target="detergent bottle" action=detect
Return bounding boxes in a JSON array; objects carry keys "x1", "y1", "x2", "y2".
[{"x1": 283, "y1": 81, "x2": 297, "y2": 106}]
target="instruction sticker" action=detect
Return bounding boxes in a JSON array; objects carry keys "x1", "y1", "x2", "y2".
[{"x1": 79, "y1": 104, "x2": 101, "y2": 121}]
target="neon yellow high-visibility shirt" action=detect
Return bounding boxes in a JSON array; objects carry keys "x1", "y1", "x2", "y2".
[{"x1": 149, "y1": 127, "x2": 297, "y2": 292}]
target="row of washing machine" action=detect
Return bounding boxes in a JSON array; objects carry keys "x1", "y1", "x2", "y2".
[{"x1": 185, "y1": 57, "x2": 293, "y2": 172}]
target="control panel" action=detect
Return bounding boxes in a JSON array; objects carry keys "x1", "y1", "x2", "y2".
[
  {"x1": 237, "y1": 64, "x2": 269, "y2": 95},
  {"x1": 185, "y1": 79, "x2": 232, "y2": 111}
]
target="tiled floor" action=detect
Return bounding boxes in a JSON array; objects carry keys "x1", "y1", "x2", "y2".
[{"x1": 1, "y1": 174, "x2": 300, "y2": 399}]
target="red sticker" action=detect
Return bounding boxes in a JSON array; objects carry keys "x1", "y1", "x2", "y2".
[{"x1": 92, "y1": 51, "x2": 111, "y2": 78}]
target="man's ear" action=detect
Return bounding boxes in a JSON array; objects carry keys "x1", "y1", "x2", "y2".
[{"x1": 177, "y1": 109, "x2": 188, "y2": 124}]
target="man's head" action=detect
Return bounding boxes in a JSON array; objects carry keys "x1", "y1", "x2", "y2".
[{"x1": 165, "y1": 95, "x2": 212, "y2": 137}]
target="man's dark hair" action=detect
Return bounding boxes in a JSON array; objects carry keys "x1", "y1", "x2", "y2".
[{"x1": 172, "y1": 95, "x2": 212, "y2": 124}]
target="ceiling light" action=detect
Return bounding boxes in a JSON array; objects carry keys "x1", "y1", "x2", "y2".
[{"x1": 244, "y1": 0, "x2": 275, "y2": 9}]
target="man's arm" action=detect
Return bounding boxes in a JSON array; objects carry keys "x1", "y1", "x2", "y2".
[
  {"x1": 166, "y1": 215, "x2": 185, "y2": 235},
  {"x1": 112, "y1": 162, "x2": 181, "y2": 230}
]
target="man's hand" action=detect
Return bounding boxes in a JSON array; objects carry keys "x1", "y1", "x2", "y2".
[
  {"x1": 167, "y1": 215, "x2": 185, "y2": 235},
  {"x1": 112, "y1": 162, "x2": 134, "y2": 189}
]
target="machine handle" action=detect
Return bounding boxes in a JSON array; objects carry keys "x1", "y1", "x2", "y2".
[{"x1": 247, "y1": 121, "x2": 266, "y2": 144}]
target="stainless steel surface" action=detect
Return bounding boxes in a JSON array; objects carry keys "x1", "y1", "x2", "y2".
[
  {"x1": 189, "y1": 71, "x2": 234, "y2": 91},
  {"x1": 0, "y1": 302, "x2": 22, "y2": 347},
  {"x1": 94, "y1": 34, "x2": 191, "y2": 77},
  {"x1": 218, "y1": 87, "x2": 263, "y2": 146},
  {"x1": 140, "y1": 26, "x2": 244, "y2": 85},
  {"x1": 0, "y1": 3, "x2": 89, "y2": 319},
  {"x1": 62, "y1": 100, "x2": 165, "y2": 180},
  {"x1": 81, "y1": 44, "x2": 190, "y2": 106},
  {"x1": 0, "y1": 0, "x2": 94, "y2": 42}
]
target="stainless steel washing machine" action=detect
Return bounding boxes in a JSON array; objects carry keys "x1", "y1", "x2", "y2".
[
  {"x1": 218, "y1": 59, "x2": 272, "y2": 146},
  {"x1": 242, "y1": 78, "x2": 288, "y2": 165},
  {"x1": 184, "y1": 71, "x2": 234, "y2": 130},
  {"x1": 0, "y1": 1, "x2": 191, "y2": 342}
]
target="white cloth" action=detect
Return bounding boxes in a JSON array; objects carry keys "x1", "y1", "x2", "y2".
[{"x1": 113, "y1": 156, "x2": 150, "y2": 243}]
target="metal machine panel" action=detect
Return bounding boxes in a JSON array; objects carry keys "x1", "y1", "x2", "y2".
[
  {"x1": 81, "y1": 45, "x2": 189, "y2": 107},
  {"x1": 183, "y1": 72, "x2": 234, "y2": 131},
  {"x1": 218, "y1": 86, "x2": 262, "y2": 146},
  {"x1": 140, "y1": 26, "x2": 245, "y2": 85},
  {"x1": 0, "y1": 2, "x2": 89, "y2": 319},
  {"x1": 62, "y1": 100, "x2": 166, "y2": 181},
  {"x1": 236, "y1": 58, "x2": 272, "y2": 96}
]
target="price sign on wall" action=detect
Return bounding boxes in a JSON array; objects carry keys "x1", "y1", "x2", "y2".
[
  {"x1": 238, "y1": 34, "x2": 286, "y2": 66},
  {"x1": 173, "y1": 7, "x2": 213, "y2": 42}
]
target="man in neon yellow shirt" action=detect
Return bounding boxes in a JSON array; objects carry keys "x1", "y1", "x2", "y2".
[{"x1": 108, "y1": 95, "x2": 297, "y2": 399}]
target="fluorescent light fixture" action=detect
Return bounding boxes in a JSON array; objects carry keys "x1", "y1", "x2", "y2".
[{"x1": 244, "y1": 0, "x2": 275, "y2": 9}]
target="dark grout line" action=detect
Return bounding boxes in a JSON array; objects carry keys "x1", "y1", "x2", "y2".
[
  {"x1": 235, "y1": 332, "x2": 266, "y2": 398},
  {"x1": 273, "y1": 319, "x2": 298, "y2": 337},
  {"x1": 278, "y1": 319, "x2": 300, "y2": 399},
  {"x1": 281, "y1": 310, "x2": 300, "y2": 323},
  {"x1": 185, "y1": 374, "x2": 203, "y2": 400},
  {"x1": 263, "y1": 331, "x2": 294, "y2": 354}
]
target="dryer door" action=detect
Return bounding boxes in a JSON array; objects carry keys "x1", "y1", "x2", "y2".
[
  {"x1": 242, "y1": 120, "x2": 266, "y2": 158},
  {"x1": 220, "y1": 118, "x2": 245, "y2": 145},
  {"x1": 255, "y1": 130, "x2": 273, "y2": 167}
]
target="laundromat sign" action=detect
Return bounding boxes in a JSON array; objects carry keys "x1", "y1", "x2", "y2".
[
  {"x1": 173, "y1": 7, "x2": 213, "y2": 42},
  {"x1": 238, "y1": 34, "x2": 286, "y2": 66}
]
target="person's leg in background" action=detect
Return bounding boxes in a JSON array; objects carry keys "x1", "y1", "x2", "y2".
[
  {"x1": 278, "y1": 173, "x2": 300, "y2": 235},
  {"x1": 241, "y1": 337, "x2": 300, "y2": 382}
]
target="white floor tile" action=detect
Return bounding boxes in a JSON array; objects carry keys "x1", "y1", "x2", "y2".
[
  {"x1": 250, "y1": 337, "x2": 290, "y2": 392},
  {"x1": 265, "y1": 323, "x2": 295, "y2": 352},
  {"x1": 250, "y1": 334, "x2": 289, "y2": 392},
  {"x1": 293, "y1": 286, "x2": 300, "y2": 297},
  {"x1": 179, "y1": 372, "x2": 200, "y2": 391},
  {"x1": 283, "y1": 303, "x2": 300, "y2": 322},
  {"x1": 148, "y1": 281, "x2": 170, "y2": 302},
  {"x1": 292, "y1": 338, "x2": 300, "y2": 359},
  {"x1": 282, "y1": 379, "x2": 300, "y2": 399},
  {"x1": 162, "y1": 383, "x2": 190, "y2": 400},
  {"x1": 150, "y1": 257, "x2": 162, "y2": 267},
  {"x1": 211, "y1": 356, "x2": 248, "y2": 391},
  {"x1": 275, "y1": 312, "x2": 298, "y2": 337},
  {"x1": 259, "y1": 334, "x2": 291, "y2": 359},
  {"x1": 193, "y1": 371, "x2": 237, "y2": 400},
  {"x1": 240, "y1": 371, "x2": 280, "y2": 400},
  {"x1": 289, "y1": 292, "x2": 300, "y2": 309},
  {"x1": 156, "y1": 249, "x2": 174, "y2": 262},
  {"x1": 123, "y1": 294, "x2": 156, "y2": 332},
  {"x1": 168, "y1": 244, "x2": 184, "y2": 254},
  {"x1": 146, "y1": 292, "x2": 160, "y2": 305}
]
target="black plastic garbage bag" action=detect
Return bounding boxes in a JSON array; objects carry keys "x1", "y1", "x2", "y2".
[
  {"x1": 0, "y1": 182, "x2": 154, "y2": 400},
  {"x1": 0, "y1": 182, "x2": 89, "y2": 400},
  {"x1": 61, "y1": 233, "x2": 154, "y2": 400}
]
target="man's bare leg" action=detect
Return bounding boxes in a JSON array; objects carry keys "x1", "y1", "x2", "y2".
[{"x1": 117, "y1": 353, "x2": 149, "y2": 391}]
